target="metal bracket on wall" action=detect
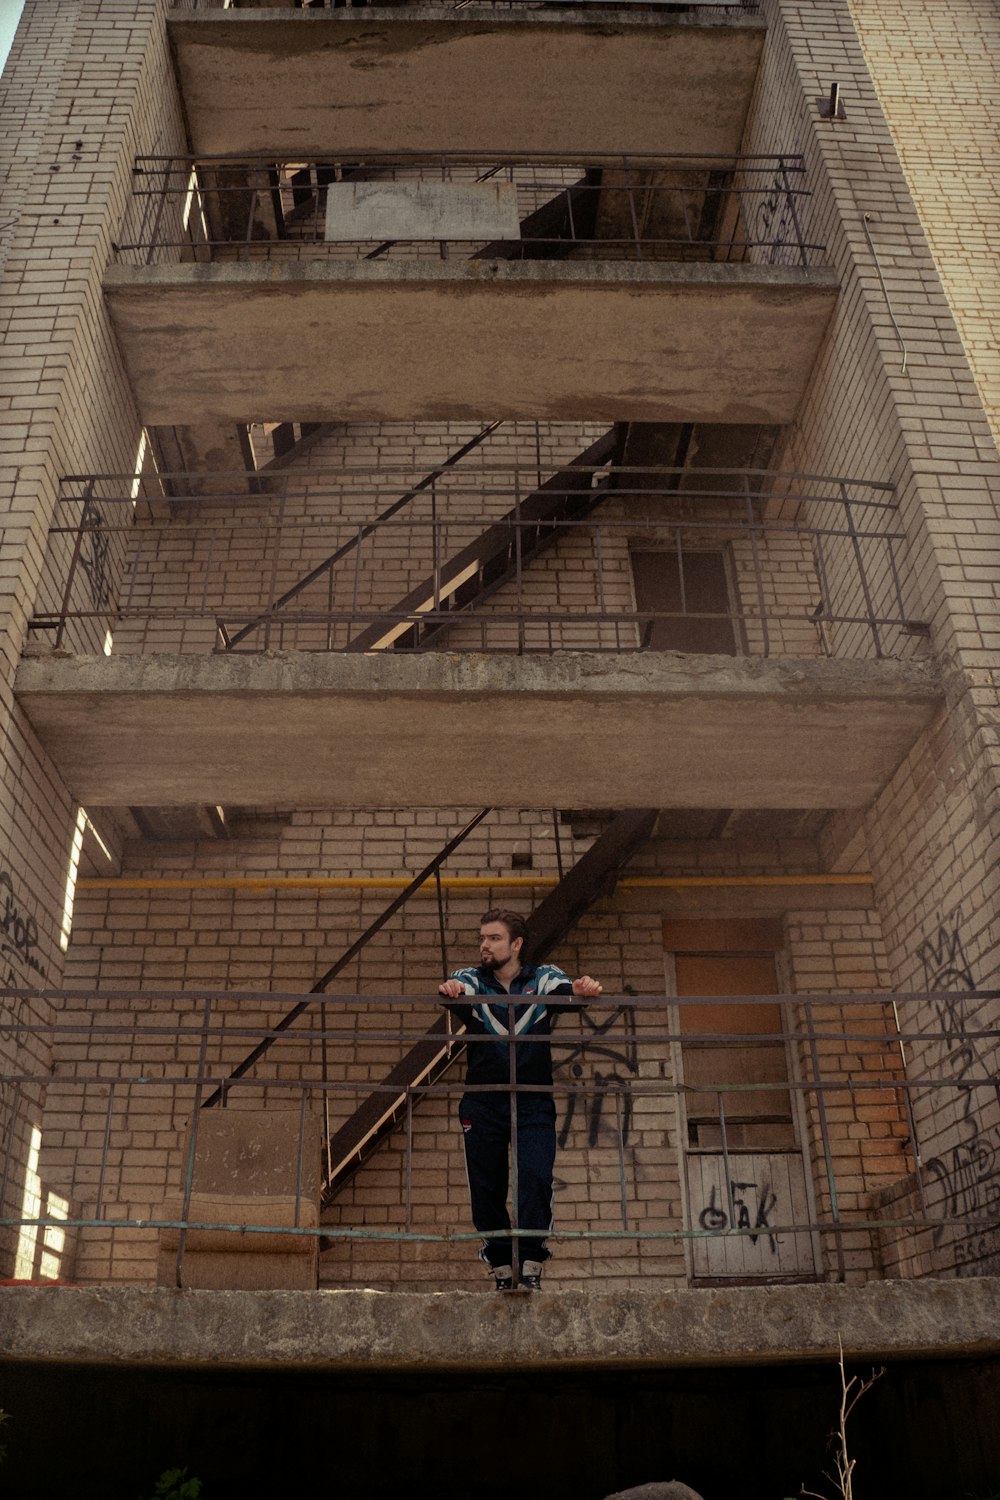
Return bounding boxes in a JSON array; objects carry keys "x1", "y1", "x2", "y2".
[{"x1": 818, "y1": 82, "x2": 847, "y2": 121}]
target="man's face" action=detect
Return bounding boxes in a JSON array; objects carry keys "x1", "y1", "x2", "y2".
[{"x1": 479, "y1": 922, "x2": 521, "y2": 972}]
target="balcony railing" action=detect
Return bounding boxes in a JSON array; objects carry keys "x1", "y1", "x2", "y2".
[
  {"x1": 3, "y1": 990, "x2": 997, "y2": 1286},
  {"x1": 112, "y1": 152, "x2": 818, "y2": 269},
  {"x1": 31, "y1": 467, "x2": 926, "y2": 662}
]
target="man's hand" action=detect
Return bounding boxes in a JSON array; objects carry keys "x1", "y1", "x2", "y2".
[
  {"x1": 439, "y1": 979, "x2": 466, "y2": 999},
  {"x1": 572, "y1": 976, "x2": 603, "y2": 997}
]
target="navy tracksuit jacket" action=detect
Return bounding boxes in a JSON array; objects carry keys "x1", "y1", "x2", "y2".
[{"x1": 443, "y1": 962, "x2": 576, "y2": 1269}]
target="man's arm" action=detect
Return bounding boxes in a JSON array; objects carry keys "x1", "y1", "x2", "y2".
[
  {"x1": 572, "y1": 976, "x2": 602, "y2": 998},
  {"x1": 438, "y1": 978, "x2": 469, "y2": 1000},
  {"x1": 535, "y1": 964, "x2": 602, "y2": 1014},
  {"x1": 438, "y1": 971, "x2": 477, "y2": 1025}
]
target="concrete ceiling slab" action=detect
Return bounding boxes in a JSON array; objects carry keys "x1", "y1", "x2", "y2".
[
  {"x1": 103, "y1": 259, "x2": 839, "y2": 426},
  {"x1": 167, "y1": 10, "x2": 766, "y2": 157},
  {"x1": 15, "y1": 650, "x2": 941, "y2": 811}
]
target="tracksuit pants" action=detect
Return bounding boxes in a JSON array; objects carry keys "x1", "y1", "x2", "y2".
[{"x1": 459, "y1": 1091, "x2": 556, "y2": 1268}]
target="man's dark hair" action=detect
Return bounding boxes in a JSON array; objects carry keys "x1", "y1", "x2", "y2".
[{"x1": 480, "y1": 908, "x2": 528, "y2": 946}]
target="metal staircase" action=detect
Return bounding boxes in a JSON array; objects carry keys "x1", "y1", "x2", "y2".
[
  {"x1": 219, "y1": 421, "x2": 503, "y2": 650},
  {"x1": 320, "y1": 806, "x2": 657, "y2": 1206},
  {"x1": 201, "y1": 808, "x2": 492, "y2": 1111},
  {"x1": 344, "y1": 425, "x2": 624, "y2": 652}
]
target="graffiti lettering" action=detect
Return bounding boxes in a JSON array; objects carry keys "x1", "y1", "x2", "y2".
[
  {"x1": 918, "y1": 919, "x2": 976, "y2": 994},
  {"x1": 697, "y1": 1178, "x2": 779, "y2": 1253},
  {"x1": 752, "y1": 171, "x2": 798, "y2": 268},
  {"x1": 916, "y1": 911, "x2": 1000, "y2": 1269},
  {"x1": 555, "y1": 1005, "x2": 638, "y2": 1150},
  {"x1": 954, "y1": 1227, "x2": 1000, "y2": 1278},
  {"x1": 0, "y1": 871, "x2": 45, "y2": 980},
  {"x1": 78, "y1": 498, "x2": 113, "y2": 609}
]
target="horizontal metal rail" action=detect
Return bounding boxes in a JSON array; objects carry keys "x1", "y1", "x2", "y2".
[
  {"x1": 3, "y1": 991, "x2": 998, "y2": 1285},
  {"x1": 33, "y1": 467, "x2": 925, "y2": 662},
  {"x1": 113, "y1": 151, "x2": 818, "y2": 269}
]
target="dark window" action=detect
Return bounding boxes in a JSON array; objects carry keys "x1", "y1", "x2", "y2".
[{"x1": 630, "y1": 548, "x2": 737, "y2": 654}]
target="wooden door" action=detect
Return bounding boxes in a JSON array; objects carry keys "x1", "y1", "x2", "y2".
[{"x1": 667, "y1": 920, "x2": 816, "y2": 1281}]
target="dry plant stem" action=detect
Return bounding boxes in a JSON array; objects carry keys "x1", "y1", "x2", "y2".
[{"x1": 800, "y1": 1337, "x2": 886, "y2": 1500}]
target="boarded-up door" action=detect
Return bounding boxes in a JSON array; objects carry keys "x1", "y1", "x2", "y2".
[{"x1": 667, "y1": 920, "x2": 816, "y2": 1280}]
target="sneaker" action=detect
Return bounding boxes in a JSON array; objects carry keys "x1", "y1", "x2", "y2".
[
  {"x1": 492, "y1": 1265, "x2": 514, "y2": 1292},
  {"x1": 520, "y1": 1260, "x2": 544, "y2": 1291}
]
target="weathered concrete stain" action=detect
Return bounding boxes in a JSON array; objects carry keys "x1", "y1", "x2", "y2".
[
  {"x1": 168, "y1": 11, "x2": 766, "y2": 157},
  {"x1": 103, "y1": 260, "x2": 840, "y2": 427}
]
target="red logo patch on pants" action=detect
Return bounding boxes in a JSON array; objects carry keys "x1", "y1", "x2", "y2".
[{"x1": 460, "y1": 1117, "x2": 472, "y2": 1134}]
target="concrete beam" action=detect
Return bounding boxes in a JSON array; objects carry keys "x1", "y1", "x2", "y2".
[
  {"x1": 167, "y1": 10, "x2": 766, "y2": 158},
  {"x1": 103, "y1": 260, "x2": 839, "y2": 427},
  {"x1": 14, "y1": 650, "x2": 940, "y2": 810},
  {"x1": 3, "y1": 1279, "x2": 999, "y2": 1371},
  {"x1": 148, "y1": 422, "x2": 255, "y2": 497}
]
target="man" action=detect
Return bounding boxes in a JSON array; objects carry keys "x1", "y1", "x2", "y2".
[{"x1": 438, "y1": 908, "x2": 602, "y2": 1291}]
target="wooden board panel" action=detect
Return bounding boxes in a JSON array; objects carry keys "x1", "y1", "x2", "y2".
[
  {"x1": 664, "y1": 918, "x2": 785, "y2": 953},
  {"x1": 686, "y1": 1151, "x2": 816, "y2": 1279},
  {"x1": 325, "y1": 182, "x2": 520, "y2": 243}
]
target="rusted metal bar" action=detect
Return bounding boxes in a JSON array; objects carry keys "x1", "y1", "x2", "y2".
[
  {"x1": 508, "y1": 997, "x2": 520, "y2": 1286},
  {"x1": 841, "y1": 480, "x2": 884, "y2": 658},
  {"x1": 175, "y1": 994, "x2": 213, "y2": 1287},
  {"x1": 53, "y1": 480, "x2": 96, "y2": 651},
  {"x1": 804, "y1": 1000, "x2": 846, "y2": 1283},
  {"x1": 200, "y1": 809, "x2": 491, "y2": 1108},
  {"x1": 615, "y1": 1087, "x2": 629, "y2": 1231}
]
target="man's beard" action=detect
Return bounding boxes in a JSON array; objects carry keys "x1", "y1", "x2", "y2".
[{"x1": 481, "y1": 954, "x2": 504, "y2": 972}]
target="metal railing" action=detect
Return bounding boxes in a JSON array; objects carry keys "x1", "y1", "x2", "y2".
[
  {"x1": 3, "y1": 991, "x2": 998, "y2": 1286},
  {"x1": 31, "y1": 467, "x2": 926, "y2": 661},
  {"x1": 112, "y1": 152, "x2": 818, "y2": 269}
]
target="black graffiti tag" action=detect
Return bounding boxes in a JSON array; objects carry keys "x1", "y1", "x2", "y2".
[
  {"x1": 916, "y1": 913, "x2": 1000, "y2": 1263},
  {"x1": 555, "y1": 1005, "x2": 639, "y2": 1150},
  {"x1": 0, "y1": 870, "x2": 45, "y2": 980},
  {"x1": 78, "y1": 498, "x2": 113, "y2": 609},
  {"x1": 698, "y1": 1178, "x2": 779, "y2": 1253}
]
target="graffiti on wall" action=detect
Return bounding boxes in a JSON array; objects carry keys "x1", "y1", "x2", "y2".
[
  {"x1": 0, "y1": 869, "x2": 46, "y2": 983},
  {"x1": 79, "y1": 497, "x2": 113, "y2": 609},
  {"x1": 555, "y1": 1004, "x2": 639, "y2": 1151},
  {"x1": 0, "y1": 867, "x2": 50, "y2": 1178},
  {"x1": 917, "y1": 911, "x2": 1000, "y2": 1274}
]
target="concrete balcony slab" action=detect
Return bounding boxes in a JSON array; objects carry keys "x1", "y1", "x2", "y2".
[
  {"x1": 166, "y1": 9, "x2": 766, "y2": 158},
  {"x1": 3, "y1": 1279, "x2": 999, "y2": 1371},
  {"x1": 103, "y1": 259, "x2": 839, "y2": 427},
  {"x1": 15, "y1": 650, "x2": 940, "y2": 810}
]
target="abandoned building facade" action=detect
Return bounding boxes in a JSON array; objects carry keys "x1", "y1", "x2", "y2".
[{"x1": 1, "y1": 0, "x2": 999, "y2": 1494}]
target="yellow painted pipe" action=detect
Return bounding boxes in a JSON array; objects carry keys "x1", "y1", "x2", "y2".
[{"x1": 79, "y1": 874, "x2": 873, "y2": 892}]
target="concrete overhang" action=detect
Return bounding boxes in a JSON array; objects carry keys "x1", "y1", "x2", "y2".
[
  {"x1": 15, "y1": 650, "x2": 941, "y2": 810},
  {"x1": 102, "y1": 259, "x2": 840, "y2": 426},
  {"x1": 2, "y1": 1280, "x2": 999, "y2": 1371},
  {"x1": 166, "y1": 9, "x2": 766, "y2": 158}
]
